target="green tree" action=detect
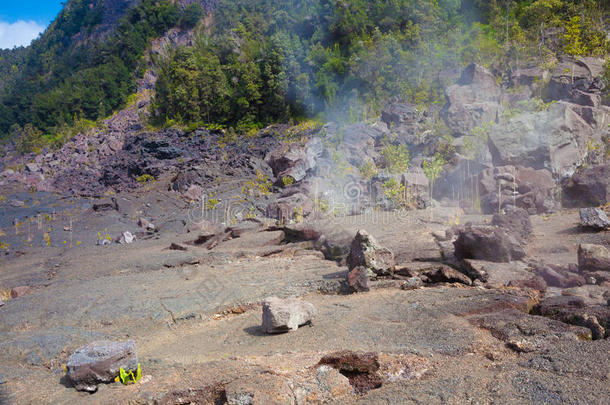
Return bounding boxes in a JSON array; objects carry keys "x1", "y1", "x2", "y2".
[{"x1": 563, "y1": 16, "x2": 587, "y2": 83}]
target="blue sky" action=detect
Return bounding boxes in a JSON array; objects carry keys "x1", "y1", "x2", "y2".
[{"x1": 0, "y1": 1, "x2": 63, "y2": 49}]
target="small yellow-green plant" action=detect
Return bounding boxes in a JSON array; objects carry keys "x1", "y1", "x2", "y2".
[
  {"x1": 0, "y1": 195, "x2": 6, "y2": 203},
  {"x1": 136, "y1": 174, "x2": 155, "y2": 183},
  {"x1": 314, "y1": 197, "x2": 329, "y2": 213},
  {"x1": 380, "y1": 143, "x2": 410, "y2": 173},
  {"x1": 115, "y1": 364, "x2": 142, "y2": 385},
  {"x1": 359, "y1": 161, "x2": 378, "y2": 180},
  {"x1": 0, "y1": 283, "x2": 11, "y2": 302},
  {"x1": 294, "y1": 206, "x2": 304, "y2": 223},
  {"x1": 43, "y1": 232, "x2": 51, "y2": 247},
  {"x1": 205, "y1": 194, "x2": 219, "y2": 210},
  {"x1": 241, "y1": 171, "x2": 272, "y2": 198},
  {"x1": 282, "y1": 176, "x2": 295, "y2": 187},
  {"x1": 383, "y1": 178, "x2": 409, "y2": 209},
  {"x1": 97, "y1": 228, "x2": 112, "y2": 243},
  {"x1": 282, "y1": 119, "x2": 323, "y2": 141},
  {"x1": 332, "y1": 151, "x2": 354, "y2": 176},
  {"x1": 0, "y1": 241, "x2": 9, "y2": 251}
]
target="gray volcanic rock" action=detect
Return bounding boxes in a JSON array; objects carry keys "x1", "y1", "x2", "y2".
[
  {"x1": 261, "y1": 297, "x2": 316, "y2": 334},
  {"x1": 66, "y1": 340, "x2": 138, "y2": 392},
  {"x1": 454, "y1": 225, "x2": 526, "y2": 263},
  {"x1": 381, "y1": 103, "x2": 423, "y2": 127},
  {"x1": 578, "y1": 244, "x2": 610, "y2": 273},
  {"x1": 562, "y1": 164, "x2": 610, "y2": 207},
  {"x1": 346, "y1": 230, "x2": 395, "y2": 277},
  {"x1": 478, "y1": 165, "x2": 559, "y2": 214},
  {"x1": 491, "y1": 206, "x2": 532, "y2": 244},
  {"x1": 579, "y1": 207, "x2": 610, "y2": 230},
  {"x1": 441, "y1": 63, "x2": 502, "y2": 136},
  {"x1": 266, "y1": 192, "x2": 314, "y2": 221},
  {"x1": 488, "y1": 102, "x2": 593, "y2": 178},
  {"x1": 266, "y1": 137, "x2": 322, "y2": 183}
]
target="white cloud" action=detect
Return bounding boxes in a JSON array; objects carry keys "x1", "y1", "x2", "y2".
[{"x1": 0, "y1": 20, "x2": 45, "y2": 49}]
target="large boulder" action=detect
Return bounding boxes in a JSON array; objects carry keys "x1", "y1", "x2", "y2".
[
  {"x1": 578, "y1": 244, "x2": 610, "y2": 273},
  {"x1": 346, "y1": 230, "x2": 395, "y2": 277},
  {"x1": 381, "y1": 103, "x2": 423, "y2": 128},
  {"x1": 261, "y1": 297, "x2": 316, "y2": 334},
  {"x1": 266, "y1": 137, "x2": 322, "y2": 183},
  {"x1": 562, "y1": 164, "x2": 610, "y2": 207},
  {"x1": 478, "y1": 165, "x2": 559, "y2": 215},
  {"x1": 491, "y1": 206, "x2": 532, "y2": 244},
  {"x1": 454, "y1": 225, "x2": 526, "y2": 263},
  {"x1": 579, "y1": 207, "x2": 610, "y2": 230},
  {"x1": 532, "y1": 295, "x2": 609, "y2": 340},
  {"x1": 543, "y1": 57, "x2": 606, "y2": 107},
  {"x1": 488, "y1": 101, "x2": 594, "y2": 178},
  {"x1": 66, "y1": 340, "x2": 138, "y2": 392},
  {"x1": 266, "y1": 192, "x2": 314, "y2": 221},
  {"x1": 441, "y1": 63, "x2": 502, "y2": 136}
]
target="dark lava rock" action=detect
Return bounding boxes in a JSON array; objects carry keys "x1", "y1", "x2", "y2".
[
  {"x1": 578, "y1": 244, "x2": 610, "y2": 273},
  {"x1": 381, "y1": 103, "x2": 423, "y2": 127},
  {"x1": 66, "y1": 340, "x2": 138, "y2": 392},
  {"x1": 318, "y1": 351, "x2": 382, "y2": 394},
  {"x1": 507, "y1": 276, "x2": 548, "y2": 291},
  {"x1": 347, "y1": 266, "x2": 370, "y2": 293},
  {"x1": 422, "y1": 265, "x2": 472, "y2": 285},
  {"x1": 92, "y1": 197, "x2": 119, "y2": 212},
  {"x1": 346, "y1": 230, "x2": 395, "y2": 278},
  {"x1": 535, "y1": 265, "x2": 585, "y2": 288},
  {"x1": 562, "y1": 164, "x2": 610, "y2": 208},
  {"x1": 532, "y1": 296, "x2": 608, "y2": 340},
  {"x1": 579, "y1": 207, "x2": 610, "y2": 230},
  {"x1": 491, "y1": 206, "x2": 532, "y2": 244},
  {"x1": 454, "y1": 225, "x2": 526, "y2": 263},
  {"x1": 473, "y1": 309, "x2": 592, "y2": 352},
  {"x1": 441, "y1": 63, "x2": 502, "y2": 137}
]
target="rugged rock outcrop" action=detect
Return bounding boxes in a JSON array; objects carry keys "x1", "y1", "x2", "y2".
[
  {"x1": 478, "y1": 165, "x2": 559, "y2": 214},
  {"x1": 491, "y1": 206, "x2": 532, "y2": 244},
  {"x1": 578, "y1": 244, "x2": 610, "y2": 273},
  {"x1": 266, "y1": 137, "x2": 322, "y2": 184},
  {"x1": 442, "y1": 63, "x2": 502, "y2": 137},
  {"x1": 562, "y1": 163, "x2": 610, "y2": 207},
  {"x1": 488, "y1": 101, "x2": 595, "y2": 178},
  {"x1": 454, "y1": 225, "x2": 526, "y2": 263},
  {"x1": 346, "y1": 230, "x2": 395, "y2": 277}
]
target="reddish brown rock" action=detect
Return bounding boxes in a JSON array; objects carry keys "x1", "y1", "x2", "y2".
[
  {"x1": 10, "y1": 286, "x2": 31, "y2": 299},
  {"x1": 347, "y1": 266, "x2": 370, "y2": 293},
  {"x1": 423, "y1": 265, "x2": 472, "y2": 286},
  {"x1": 318, "y1": 351, "x2": 382, "y2": 394}
]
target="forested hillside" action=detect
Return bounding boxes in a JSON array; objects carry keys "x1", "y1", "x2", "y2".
[{"x1": 0, "y1": 0, "x2": 608, "y2": 152}]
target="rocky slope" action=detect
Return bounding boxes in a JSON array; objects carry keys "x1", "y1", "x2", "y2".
[{"x1": 0, "y1": 56, "x2": 609, "y2": 404}]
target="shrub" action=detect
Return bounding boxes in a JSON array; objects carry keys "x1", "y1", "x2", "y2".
[{"x1": 380, "y1": 144, "x2": 410, "y2": 174}]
